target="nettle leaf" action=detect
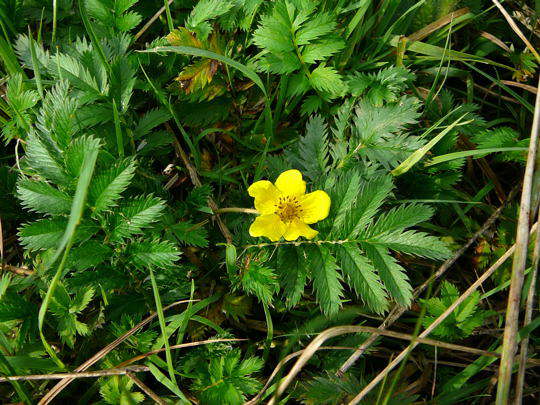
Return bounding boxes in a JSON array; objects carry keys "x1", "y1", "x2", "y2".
[
  {"x1": 109, "y1": 195, "x2": 165, "y2": 240},
  {"x1": 307, "y1": 245, "x2": 343, "y2": 316},
  {"x1": 88, "y1": 158, "x2": 136, "y2": 213},
  {"x1": 277, "y1": 245, "x2": 308, "y2": 309},
  {"x1": 19, "y1": 217, "x2": 67, "y2": 251},
  {"x1": 337, "y1": 244, "x2": 388, "y2": 314},
  {"x1": 17, "y1": 179, "x2": 72, "y2": 215},
  {"x1": 127, "y1": 240, "x2": 180, "y2": 269}
]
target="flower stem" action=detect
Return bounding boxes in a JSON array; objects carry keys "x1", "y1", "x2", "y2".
[{"x1": 215, "y1": 207, "x2": 258, "y2": 214}]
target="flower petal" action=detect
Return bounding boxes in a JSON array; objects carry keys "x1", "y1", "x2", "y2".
[
  {"x1": 300, "y1": 190, "x2": 331, "y2": 224},
  {"x1": 249, "y1": 214, "x2": 286, "y2": 242},
  {"x1": 283, "y1": 220, "x2": 318, "y2": 241},
  {"x1": 247, "y1": 180, "x2": 280, "y2": 215},
  {"x1": 274, "y1": 170, "x2": 306, "y2": 196}
]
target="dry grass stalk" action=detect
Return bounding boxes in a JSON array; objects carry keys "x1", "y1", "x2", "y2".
[
  {"x1": 126, "y1": 371, "x2": 167, "y2": 405},
  {"x1": 514, "y1": 211, "x2": 540, "y2": 404},
  {"x1": 349, "y1": 223, "x2": 538, "y2": 404},
  {"x1": 0, "y1": 365, "x2": 149, "y2": 382},
  {"x1": 248, "y1": 322, "x2": 540, "y2": 405},
  {"x1": 496, "y1": 75, "x2": 540, "y2": 405},
  {"x1": 491, "y1": 0, "x2": 540, "y2": 62},
  {"x1": 337, "y1": 186, "x2": 519, "y2": 375},
  {"x1": 39, "y1": 299, "x2": 195, "y2": 404}
]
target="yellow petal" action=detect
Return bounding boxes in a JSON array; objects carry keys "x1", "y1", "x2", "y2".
[
  {"x1": 249, "y1": 214, "x2": 286, "y2": 242},
  {"x1": 300, "y1": 190, "x2": 331, "y2": 224},
  {"x1": 274, "y1": 170, "x2": 306, "y2": 196},
  {"x1": 283, "y1": 220, "x2": 318, "y2": 241},
  {"x1": 247, "y1": 180, "x2": 280, "y2": 215}
]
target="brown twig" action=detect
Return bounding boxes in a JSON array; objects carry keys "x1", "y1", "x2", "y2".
[
  {"x1": 407, "y1": 8, "x2": 470, "y2": 43},
  {"x1": 337, "y1": 185, "x2": 519, "y2": 375},
  {"x1": 515, "y1": 211, "x2": 540, "y2": 404},
  {"x1": 0, "y1": 365, "x2": 149, "y2": 382},
  {"x1": 117, "y1": 338, "x2": 246, "y2": 368},
  {"x1": 248, "y1": 320, "x2": 540, "y2": 405},
  {"x1": 496, "y1": 75, "x2": 540, "y2": 405},
  {"x1": 126, "y1": 371, "x2": 167, "y2": 405},
  {"x1": 348, "y1": 222, "x2": 538, "y2": 404},
  {"x1": 1, "y1": 264, "x2": 35, "y2": 276},
  {"x1": 491, "y1": 0, "x2": 540, "y2": 62},
  {"x1": 39, "y1": 299, "x2": 196, "y2": 404},
  {"x1": 134, "y1": 0, "x2": 174, "y2": 41},
  {"x1": 169, "y1": 125, "x2": 233, "y2": 244},
  {"x1": 215, "y1": 207, "x2": 258, "y2": 214}
]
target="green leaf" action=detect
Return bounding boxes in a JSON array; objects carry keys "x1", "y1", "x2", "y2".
[
  {"x1": 24, "y1": 133, "x2": 69, "y2": 185},
  {"x1": 277, "y1": 245, "x2": 307, "y2": 308},
  {"x1": 170, "y1": 221, "x2": 209, "y2": 247},
  {"x1": 329, "y1": 170, "x2": 361, "y2": 236},
  {"x1": 362, "y1": 245, "x2": 412, "y2": 306},
  {"x1": 241, "y1": 264, "x2": 278, "y2": 305},
  {"x1": 133, "y1": 108, "x2": 171, "y2": 140},
  {"x1": 296, "y1": 115, "x2": 329, "y2": 180},
  {"x1": 302, "y1": 38, "x2": 344, "y2": 64},
  {"x1": 19, "y1": 218, "x2": 67, "y2": 251},
  {"x1": 309, "y1": 65, "x2": 345, "y2": 94},
  {"x1": 141, "y1": 46, "x2": 267, "y2": 96},
  {"x1": 364, "y1": 229, "x2": 451, "y2": 260},
  {"x1": 347, "y1": 176, "x2": 394, "y2": 238},
  {"x1": 127, "y1": 240, "x2": 180, "y2": 269},
  {"x1": 17, "y1": 179, "x2": 72, "y2": 215},
  {"x1": 391, "y1": 113, "x2": 470, "y2": 176},
  {"x1": 337, "y1": 244, "x2": 388, "y2": 314},
  {"x1": 307, "y1": 245, "x2": 343, "y2": 316},
  {"x1": 88, "y1": 159, "x2": 136, "y2": 213},
  {"x1": 110, "y1": 195, "x2": 165, "y2": 240},
  {"x1": 296, "y1": 13, "x2": 336, "y2": 45}
]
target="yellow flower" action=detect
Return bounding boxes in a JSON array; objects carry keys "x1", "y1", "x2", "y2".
[{"x1": 248, "y1": 169, "x2": 331, "y2": 242}]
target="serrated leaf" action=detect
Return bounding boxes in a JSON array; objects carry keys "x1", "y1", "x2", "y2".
[
  {"x1": 133, "y1": 108, "x2": 171, "y2": 140},
  {"x1": 302, "y1": 38, "x2": 344, "y2": 64},
  {"x1": 17, "y1": 179, "x2": 72, "y2": 215},
  {"x1": 347, "y1": 176, "x2": 394, "y2": 238},
  {"x1": 329, "y1": 170, "x2": 361, "y2": 235},
  {"x1": 127, "y1": 240, "x2": 180, "y2": 269},
  {"x1": 19, "y1": 217, "x2": 68, "y2": 250},
  {"x1": 277, "y1": 245, "x2": 307, "y2": 308},
  {"x1": 88, "y1": 159, "x2": 136, "y2": 213},
  {"x1": 337, "y1": 244, "x2": 388, "y2": 314},
  {"x1": 309, "y1": 65, "x2": 345, "y2": 94},
  {"x1": 110, "y1": 195, "x2": 165, "y2": 240},
  {"x1": 362, "y1": 244, "x2": 412, "y2": 306},
  {"x1": 170, "y1": 221, "x2": 209, "y2": 247},
  {"x1": 365, "y1": 229, "x2": 451, "y2": 260},
  {"x1": 24, "y1": 133, "x2": 69, "y2": 185},
  {"x1": 307, "y1": 245, "x2": 343, "y2": 315}
]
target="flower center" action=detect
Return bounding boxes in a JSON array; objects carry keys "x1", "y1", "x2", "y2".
[{"x1": 275, "y1": 195, "x2": 302, "y2": 222}]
